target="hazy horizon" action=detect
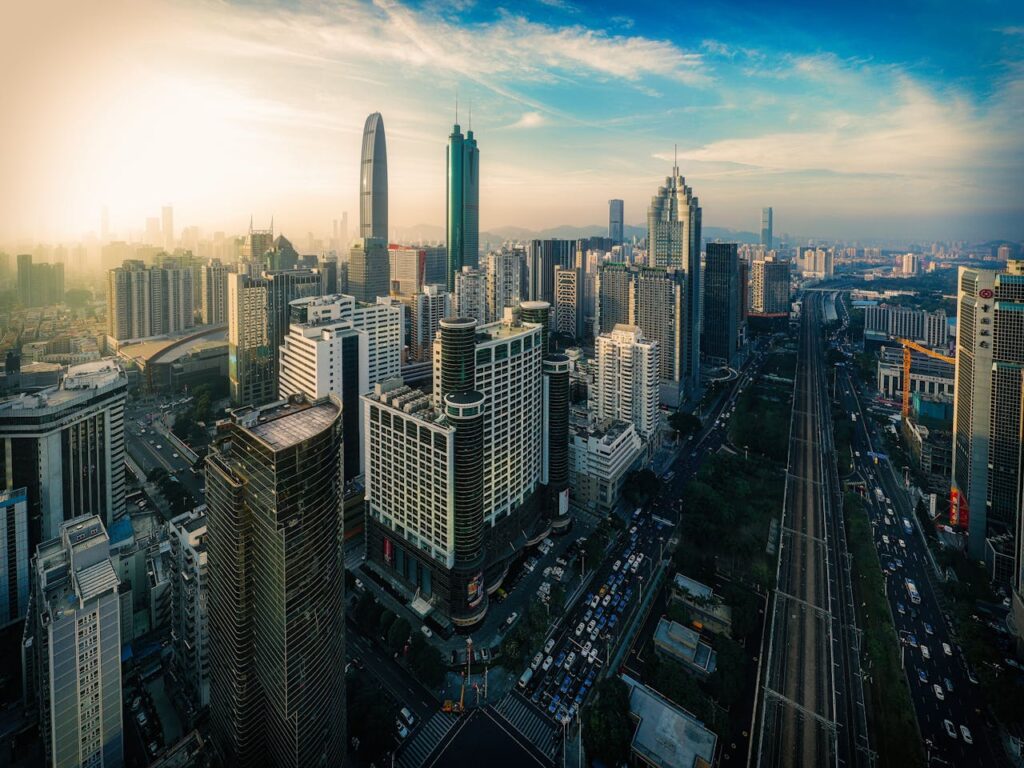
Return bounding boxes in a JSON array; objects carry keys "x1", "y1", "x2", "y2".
[{"x1": 3, "y1": 0, "x2": 1023, "y2": 245}]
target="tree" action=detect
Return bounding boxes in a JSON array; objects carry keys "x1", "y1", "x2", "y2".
[
  {"x1": 378, "y1": 609, "x2": 397, "y2": 639},
  {"x1": 408, "y1": 634, "x2": 445, "y2": 688},
  {"x1": 622, "y1": 469, "x2": 660, "y2": 507},
  {"x1": 387, "y1": 617, "x2": 411, "y2": 653},
  {"x1": 669, "y1": 411, "x2": 701, "y2": 438},
  {"x1": 147, "y1": 467, "x2": 168, "y2": 484},
  {"x1": 347, "y1": 669, "x2": 396, "y2": 764},
  {"x1": 583, "y1": 678, "x2": 633, "y2": 766}
]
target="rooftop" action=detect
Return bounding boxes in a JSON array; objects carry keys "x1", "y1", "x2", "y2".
[
  {"x1": 672, "y1": 573, "x2": 713, "y2": 601},
  {"x1": 623, "y1": 674, "x2": 717, "y2": 768},
  {"x1": 653, "y1": 618, "x2": 717, "y2": 675},
  {"x1": 239, "y1": 398, "x2": 339, "y2": 450}
]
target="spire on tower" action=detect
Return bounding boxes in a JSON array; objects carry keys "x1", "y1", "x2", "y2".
[{"x1": 673, "y1": 143, "x2": 678, "y2": 175}]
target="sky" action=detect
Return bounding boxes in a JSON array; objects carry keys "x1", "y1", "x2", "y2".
[{"x1": 1, "y1": 0, "x2": 1022, "y2": 244}]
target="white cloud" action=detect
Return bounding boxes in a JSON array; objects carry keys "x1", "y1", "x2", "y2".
[{"x1": 510, "y1": 111, "x2": 547, "y2": 128}]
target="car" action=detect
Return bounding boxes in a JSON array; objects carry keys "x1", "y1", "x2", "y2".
[
  {"x1": 896, "y1": 601, "x2": 906, "y2": 615},
  {"x1": 554, "y1": 652, "x2": 566, "y2": 668},
  {"x1": 590, "y1": 596, "x2": 600, "y2": 609},
  {"x1": 548, "y1": 695, "x2": 561, "y2": 715},
  {"x1": 933, "y1": 684, "x2": 945, "y2": 701},
  {"x1": 608, "y1": 614, "x2": 619, "y2": 629},
  {"x1": 506, "y1": 613, "x2": 519, "y2": 628},
  {"x1": 598, "y1": 586, "x2": 608, "y2": 597},
  {"x1": 882, "y1": 534, "x2": 890, "y2": 545},
  {"x1": 960, "y1": 725, "x2": 973, "y2": 744},
  {"x1": 630, "y1": 526, "x2": 637, "y2": 535},
  {"x1": 396, "y1": 719, "x2": 410, "y2": 739},
  {"x1": 172, "y1": 452, "x2": 179, "y2": 458},
  {"x1": 602, "y1": 594, "x2": 612, "y2": 607},
  {"x1": 583, "y1": 609, "x2": 593, "y2": 622},
  {"x1": 575, "y1": 622, "x2": 585, "y2": 637},
  {"x1": 944, "y1": 677, "x2": 954, "y2": 693},
  {"x1": 588, "y1": 648, "x2": 598, "y2": 664},
  {"x1": 921, "y1": 645, "x2": 930, "y2": 660},
  {"x1": 895, "y1": 558, "x2": 904, "y2": 568},
  {"x1": 136, "y1": 711, "x2": 148, "y2": 728},
  {"x1": 587, "y1": 620, "x2": 596, "y2": 634},
  {"x1": 560, "y1": 677, "x2": 571, "y2": 693},
  {"x1": 400, "y1": 707, "x2": 416, "y2": 727},
  {"x1": 943, "y1": 719, "x2": 957, "y2": 739},
  {"x1": 612, "y1": 560, "x2": 621, "y2": 572},
  {"x1": 542, "y1": 655, "x2": 554, "y2": 671},
  {"x1": 545, "y1": 638, "x2": 556, "y2": 654},
  {"x1": 597, "y1": 616, "x2": 607, "y2": 631},
  {"x1": 582, "y1": 642, "x2": 592, "y2": 656},
  {"x1": 898, "y1": 538, "x2": 906, "y2": 549},
  {"x1": 918, "y1": 669, "x2": 927, "y2": 684},
  {"x1": 420, "y1": 624, "x2": 433, "y2": 638},
  {"x1": 924, "y1": 622, "x2": 933, "y2": 635},
  {"x1": 595, "y1": 607, "x2": 605, "y2": 620},
  {"x1": 156, "y1": 444, "x2": 163, "y2": 450},
  {"x1": 565, "y1": 652, "x2": 576, "y2": 669},
  {"x1": 942, "y1": 642, "x2": 952, "y2": 656},
  {"x1": 906, "y1": 633, "x2": 918, "y2": 647},
  {"x1": 531, "y1": 653, "x2": 544, "y2": 670}
]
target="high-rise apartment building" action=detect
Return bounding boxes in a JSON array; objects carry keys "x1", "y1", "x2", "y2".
[
  {"x1": 406, "y1": 285, "x2": 452, "y2": 363},
  {"x1": 23, "y1": 516, "x2": 123, "y2": 768},
  {"x1": 446, "y1": 122, "x2": 480, "y2": 289},
  {"x1": 199, "y1": 258, "x2": 230, "y2": 325},
  {"x1": 703, "y1": 243, "x2": 740, "y2": 362},
  {"x1": 206, "y1": 395, "x2": 346, "y2": 768},
  {"x1": 951, "y1": 262, "x2": 1024, "y2": 567},
  {"x1": 750, "y1": 257, "x2": 791, "y2": 315},
  {"x1": 554, "y1": 265, "x2": 585, "y2": 339},
  {"x1": 107, "y1": 260, "x2": 194, "y2": 341},
  {"x1": 595, "y1": 263, "x2": 636, "y2": 336},
  {"x1": 360, "y1": 112, "x2": 388, "y2": 242},
  {"x1": 454, "y1": 266, "x2": 488, "y2": 323},
  {"x1": 167, "y1": 510, "x2": 209, "y2": 710},
  {"x1": 16, "y1": 254, "x2": 65, "y2": 308},
  {"x1": 594, "y1": 325, "x2": 660, "y2": 442},
  {"x1": 760, "y1": 207, "x2": 773, "y2": 249},
  {"x1": 389, "y1": 244, "x2": 447, "y2": 296},
  {"x1": 0, "y1": 360, "x2": 127, "y2": 545},
  {"x1": 609, "y1": 199, "x2": 625, "y2": 244},
  {"x1": 0, "y1": 488, "x2": 29, "y2": 627},
  {"x1": 648, "y1": 164, "x2": 702, "y2": 396},
  {"x1": 486, "y1": 248, "x2": 526, "y2": 320},
  {"x1": 228, "y1": 268, "x2": 323, "y2": 406},
  {"x1": 348, "y1": 238, "x2": 390, "y2": 303}
]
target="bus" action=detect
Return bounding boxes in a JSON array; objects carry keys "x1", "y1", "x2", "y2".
[{"x1": 905, "y1": 578, "x2": 921, "y2": 605}]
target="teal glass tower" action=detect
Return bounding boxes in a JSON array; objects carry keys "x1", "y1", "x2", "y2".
[{"x1": 446, "y1": 122, "x2": 479, "y2": 291}]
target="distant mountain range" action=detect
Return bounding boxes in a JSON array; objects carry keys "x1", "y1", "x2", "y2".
[{"x1": 392, "y1": 223, "x2": 763, "y2": 246}]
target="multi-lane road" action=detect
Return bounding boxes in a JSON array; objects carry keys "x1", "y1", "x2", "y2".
[
  {"x1": 756, "y1": 294, "x2": 869, "y2": 768},
  {"x1": 837, "y1": 326, "x2": 1002, "y2": 766}
]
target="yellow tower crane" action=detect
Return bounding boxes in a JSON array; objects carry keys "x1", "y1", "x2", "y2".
[{"x1": 896, "y1": 338, "x2": 955, "y2": 419}]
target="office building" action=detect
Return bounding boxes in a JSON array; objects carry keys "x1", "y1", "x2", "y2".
[
  {"x1": 228, "y1": 268, "x2": 323, "y2": 406},
  {"x1": 23, "y1": 516, "x2": 123, "y2": 768},
  {"x1": 406, "y1": 285, "x2": 452, "y2": 363},
  {"x1": 951, "y1": 262, "x2": 1024, "y2": 569},
  {"x1": 348, "y1": 238, "x2": 390, "y2": 303},
  {"x1": 648, "y1": 164, "x2": 702, "y2": 395},
  {"x1": 609, "y1": 199, "x2": 625, "y2": 245},
  {"x1": 761, "y1": 207, "x2": 773, "y2": 249},
  {"x1": 446, "y1": 121, "x2": 480, "y2": 289},
  {"x1": 0, "y1": 360, "x2": 127, "y2": 545},
  {"x1": 389, "y1": 244, "x2": 447, "y2": 296},
  {"x1": 0, "y1": 488, "x2": 29, "y2": 627},
  {"x1": 635, "y1": 268, "x2": 685, "y2": 404},
  {"x1": 486, "y1": 248, "x2": 526, "y2": 320},
  {"x1": 750, "y1": 257, "x2": 791, "y2": 315},
  {"x1": 864, "y1": 304, "x2": 948, "y2": 348},
  {"x1": 595, "y1": 263, "x2": 636, "y2": 336},
  {"x1": 200, "y1": 258, "x2": 230, "y2": 325},
  {"x1": 703, "y1": 243, "x2": 740, "y2": 362},
  {"x1": 594, "y1": 325, "x2": 660, "y2": 442},
  {"x1": 528, "y1": 239, "x2": 574, "y2": 304},
  {"x1": 454, "y1": 266, "x2": 488, "y2": 323},
  {"x1": 206, "y1": 395, "x2": 346, "y2": 768},
  {"x1": 280, "y1": 293, "x2": 402, "y2": 480},
  {"x1": 167, "y1": 510, "x2": 209, "y2": 710},
  {"x1": 242, "y1": 220, "x2": 275, "y2": 268},
  {"x1": 569, "y1": 419, "x2": 643, "y2": 514},
  {"x1": 360, "y1": 112, "x2": 388, "y2": 241},
  {"x1": 554, "y1": 265, "x2": 585, "y2": 339}
]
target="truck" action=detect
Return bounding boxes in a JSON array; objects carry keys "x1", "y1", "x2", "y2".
[
  {"x1": 905, "y1": 578, "x2": 921, "y2": 605},
  {"x1": 518, "y1": 668, "x2": 534, "y2": 689}
]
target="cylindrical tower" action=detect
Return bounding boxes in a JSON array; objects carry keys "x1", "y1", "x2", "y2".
[
  {"x1": 543, "y1": 354, "x2": 572, "y2": 531},
  {"x1": 439, "y1": 317, "x2": 477, "y2": 400},
  {"x1": 445, "y1": 390, "x2": 488, "y2": 627},
  {"x1": 520, "y1": 300, "x2": 551, "y2": 358}
]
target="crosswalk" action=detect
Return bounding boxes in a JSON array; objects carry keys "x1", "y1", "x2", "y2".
[
  {"x1": 396, "y1": 711, "x2": 458, "y2": 768},
  {"x1": 493, "y1": 692, "x2": 560, "y2": 763}
]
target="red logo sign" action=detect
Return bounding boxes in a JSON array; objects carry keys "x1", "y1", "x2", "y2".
[{"x1": 979, "y1": 289, "x2": 994, "y2": 299}]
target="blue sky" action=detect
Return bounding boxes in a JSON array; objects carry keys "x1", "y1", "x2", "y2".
[{"x1": 2, "y1": 0, "x2": 1022, "y2": 243}]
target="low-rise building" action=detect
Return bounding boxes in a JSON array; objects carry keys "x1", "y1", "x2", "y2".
[
  {"x1": 569, "y1": 419, "x2": 642, "y2": 514},
  {"x1": 668, "y1": 573, "x2": 733, "y2": 637},
  {"x1": 622, "y1": 674, "x2": 718, "y2": 768},
  {"x1": 652, "y1": 618, "x2": 717, "y2": 677}
]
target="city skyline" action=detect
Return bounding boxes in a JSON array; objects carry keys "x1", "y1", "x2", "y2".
[{"x1": 3, "y1": 0, "x2": 1023, "y2": 245}]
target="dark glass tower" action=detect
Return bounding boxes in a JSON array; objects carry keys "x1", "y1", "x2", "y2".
[
  {"x1": 206, "y1": 395, "x2": 346, "y2": 768},
  {"x1": 439, "y1": 316, "x2": 477, "y2": 398},
  {"x1": 446, "y1": 122, "x2": 480, "y2": 290},
  {"x1": 703, "y1": 243, "x2": 739, "y2": 362},
  {"x1": 360, "y1": 113, "x2": 388, "y2": 242}
]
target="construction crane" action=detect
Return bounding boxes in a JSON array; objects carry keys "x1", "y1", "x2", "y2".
[{"x1": 896, "y1": 338, "x2": 955, "y2": 419}]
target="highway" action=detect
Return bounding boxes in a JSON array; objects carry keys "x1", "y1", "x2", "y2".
[
  {"x1": 835, "y1": 293, "x2": 1003, "y2": 766},
  {"x1": 756, "y1": 293, "x2": 869, "y2": 768},
  {"x1": 124, "y1": 401, "x2": 206, "y2": 507}
]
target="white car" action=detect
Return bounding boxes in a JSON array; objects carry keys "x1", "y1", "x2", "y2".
[
  {"x1": 396, "y1": 721, "x2": 409, "y2": 740},
  {"x1": 933, "y1": 684, "x2": 944, "y2": 701},
  {"x1": 420, "y1": 625, "x2": 433, "y2": 638},
  {"x1": 943, "y1": 719, "x2": 957, "y2": 739},
  {"x1": 588, "y1": 648, "x2": 599, "y2": 664},
  {"x1": 545, "y1": 638, "x2": 556, "y2": 654},
  {"x1": 531, "y1": 653, "x2": 544, "y2": 670},
  {"x1": 582, "y1": 641, "x2": 593, "y2": 656},
  {"x1": 612, "y1": 560, "x2": 621, "y2": 572},
  {"x1": 942, "y1": 642, "x2": 952, "y2": 656},
  {"x1": 575, "y1": 622, "x2": 585, "y2": 637},
  {"x1": 960, "y1": 725, "x2": 973, "y2": 744},
  {"x1": 602, "y1": 594, "x2": 612, "y2": 607},
  {"x1": 565, "y1": 652, "x2": 576, "y2": 669},
  {"x1": 590, "y1": 596, "x2": 600, "y2": 609},
  {"x1": 542, "y1": 655, "x2": 554, "y2": 671},
  {"x1": 898, "y1": 538, "x2": 906, "y2": 549},
  {"x1": 921, "y1": 645, "x2": 930, "y2": 660},
  {"x1": 881, "y1": 534, "x2": 890, "y2": 545},
  {"x1": 587, "y1": 620, "x2": 596, "y2": 634},
  {"x1": 400, "y1": 707, "x2": 416, "y2": 727}
]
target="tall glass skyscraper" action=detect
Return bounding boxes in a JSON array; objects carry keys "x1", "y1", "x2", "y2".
[
  {"x1": 608, "y1": 199, "x2": 624, "y2": 244},
  {"x1": 761, "y1": 207, "x2": 773, "y2": 249},
  {"x1": 446, "y1": 122, "x2": 480, "y2": 290},
  {"x1": 647, "y1": 163, "x2": 702, "y2": 400},
  {"x1": 360, "y1": 112, "x2": 388, "y2": 241}
]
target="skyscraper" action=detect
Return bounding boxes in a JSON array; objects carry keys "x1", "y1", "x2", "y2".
[
  {"x1": 527, "y1": 239, "x2": 574, "y2": 304},
  {"x1": 594, "y1": 324, "x2": 660, "y2": 442},
  {"x1": 162, "y1": 204, "x2": 174, "y2": 250},
  {"x1": 405, "y1": 285, "x2": 452, "y2": 363},
  {"x1": 167, "y1": 510, "x2": 209, "y2": 710},
  {"x1": 0, "y1": 489, "x2": 29, "y2": 627},
  {"x1": 760, "y1": 207, "x2": 773, "y2": 250},
  {"x1": 446, "y1": 121, "x2": 480, "y2": 289},
  {"x1": 647, "y1": 163, "x2": 702, "y2": 397},
  {"x1": 595, "y1": 263, "x2": 636, "y2": 336},
  {"x1": 750, "y1": 257, "x2": 791, "y2": 315},
  {"x1": 609, "y1": 199, "x2": 624, "y2": 244},
  {"x1": 348, "y1": 238, "x2": 390, "y2": 302},
  {"x1": 206, "y1": 395, "x2": 346, "y2": 768},
  {"x1": 703, "y1": 243, "x2": 740, "y2": 362},
  {"x1": 359, "y1": 113, "x2": 388, "y2": 242},
  {"x1": 486, "y1": 248, "x2": 526, "y2": 320},
  {"x1": 635, "y1": 267, "x2": 685, "y2": 403},
  {"x1": 24, "y1": 516, "x2": 123, "y2": 768},
  {"x1": 242, "y1": 220, "x2": 274, "y2": 268},
  {"x1": 200, "y1": 258, "x2": 230, "y2": 325},
  {"x1": 554, "y1": 265, "x2": 584, "y2": 339}
]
